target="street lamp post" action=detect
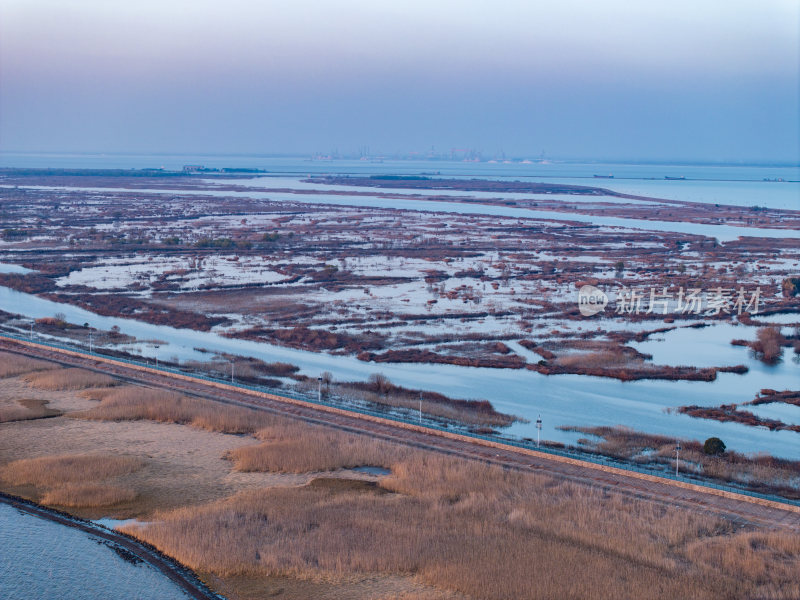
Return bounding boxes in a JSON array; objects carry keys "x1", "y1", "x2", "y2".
[
  {"x1": 675, "y1": 441, "x2": 681, "y2": 477},
  {"x1": 536, "y1": 415, "x2": 542, "y2": 448}
]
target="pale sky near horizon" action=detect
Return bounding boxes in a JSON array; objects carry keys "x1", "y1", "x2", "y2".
[{"x1": 1, "y1": 0, "x2": 798, "y2": 162}]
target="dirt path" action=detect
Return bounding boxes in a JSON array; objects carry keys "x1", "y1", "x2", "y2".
[
  {"x1": 2, "y1": 335, "x2": 799, "y2": 532},
  {"x1": 0, "y1": 491, "x2": 221, "y2": 600}
]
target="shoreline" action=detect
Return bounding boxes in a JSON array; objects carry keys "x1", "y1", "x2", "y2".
[{"x1": 0, "y1": 491, "x2": 222, "y2": 600}]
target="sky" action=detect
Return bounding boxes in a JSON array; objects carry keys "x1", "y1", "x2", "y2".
[{"x1": 1, "y1": 0, "x2": 798, "y2": 162}]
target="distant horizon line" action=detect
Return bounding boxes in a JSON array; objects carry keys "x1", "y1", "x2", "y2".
[{"x1": 1, "y1": 150, "x2": 798, "y2": 169}]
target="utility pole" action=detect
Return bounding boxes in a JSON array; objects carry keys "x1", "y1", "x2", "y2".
[
  {"x1": 675, "y1": 441, "x2": 681, "y2": 477},
  {"x1": 536, "y1": 415, "x2": 542, "y2": 448},
  {"x1": 317, "y1": 376, "x2": 322, "y2": 403}
]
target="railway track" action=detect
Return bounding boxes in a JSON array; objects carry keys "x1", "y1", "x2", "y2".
[{"x1": 2, "y1": 335, "x2": 799, "y2": 531}]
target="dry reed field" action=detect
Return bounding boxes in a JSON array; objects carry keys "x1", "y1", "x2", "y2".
[
  {"x1": 125, "y1": 452, "x2": 800, "y2": 600},
  {"x1": 77, "y1": 385, "x2": 409, "y2": 473},
  {"x1": 81, "y1": 390, "x2": 799, "y2": 599},
  {"x1": 0, "y1": 453, "x2": 143, "y2": 487},
  {"x1": 0, "y1": 453, "x2": 143, "y2": 508},
  {"x1": 334, "y1": 383, "x2": 514, "y2": 427},
  {"x1": 0, "y1": 398, "x2": 61, "y2": 423},
  {"x1": 22, "y1": 367, "x2": 118, "y2": 390},
  {"x1": 0, "y1": 351, "x2": 53, "y2": 378},
  {"x1": 227, "y1": 422, "x2": 410, "y2": 473},
  {"x1": 0, "y1": 356, "x2": 76, "y2": 422},
  {"x1": 40, "y1": 482, "x2": 138, "y2": 507},
  {"x1": 2, "y1": 365, "x2": 799, "y2": 598},
  {"x1": 76, "y1": 385, "x2": 281, "y2": 434}
]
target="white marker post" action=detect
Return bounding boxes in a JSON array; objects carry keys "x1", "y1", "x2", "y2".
[
  {"x1": 317, "y1": 376, "x2": 322, "y2": 403},
  {"x1": 536, "y1": 415, "x2": 542, "y2": 448}
]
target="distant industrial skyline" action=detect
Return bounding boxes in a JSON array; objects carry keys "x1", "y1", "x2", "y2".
[{"x1": 1, "y1": 0, "x2": 798, "y2": 163}]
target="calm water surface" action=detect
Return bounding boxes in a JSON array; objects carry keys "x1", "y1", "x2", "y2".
[{"x1": 0, "y1": 504, "x2": 191, "y2": 600}]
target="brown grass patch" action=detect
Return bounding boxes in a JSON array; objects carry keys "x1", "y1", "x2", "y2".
[
  {"x1": 41, "y1": 482, "x2": 138, "y2": 507},
  {"x1": 76, "y1": 385, "x2": 280, "y2": 434},
  {"x1": 751, "y1": 326, "x2": 787, "y2": 364},
  {"x1": 0, "y1": 351, "x2": 53, "y2": 378},
  {"x1": 357, "y1": 348, "x2": 525, "y2": 369},
  {"x1": 227, "y1": 422, "x2": 408, "y2": 473},
  {"x1": 22, "y1": 367, "x2": 118, "y2": 390},
  {"x1": 555, "y1": 350, "x2": 630, "y2": 369},
  {"x1": 79, "y1": 383, "x2": 408, "y2": 475},
  {"x1": 2, "y1": 371, "x2": 799, "y2": 598},
  {"x1": 79, "y1": 387, "x2": 119, "y2": 401},
  {"x1": 184, "y1": 356, "x2": 299, "y2": 386},
  {"x1": 123, "y1": 452, "x2": 800, "y2": 600},
  {"x1": 685, "y1": 531, "x2": 800, "y2": 598},
  {"x1": 0, "y1": 408, "x2": 298, "y2": 517},
  {"x1": 0, "y1": 398, "x2": 61, "y2": 422},
  {"x1": 0, "y1": 453, "x2": 143, "y2": 487}
]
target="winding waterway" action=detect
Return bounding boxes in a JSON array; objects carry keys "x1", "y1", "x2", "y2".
[
  {"x1": 1, "y1": 285, "x2": 798, "y2": 459},
  {"x1": 5, "y1": 184, "x2": 799, "y2": 241}
]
